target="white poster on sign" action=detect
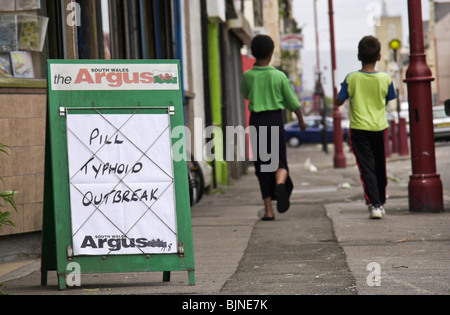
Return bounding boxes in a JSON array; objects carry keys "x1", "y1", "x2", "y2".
[{"x1": 66, "y1": 113, "x2": 177, "y2": 256}]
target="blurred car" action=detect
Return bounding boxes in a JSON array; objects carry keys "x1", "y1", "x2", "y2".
[
  {"x1": 285, "y1": 116, "x2": 349, "y2": 147},
  {"x1": 433, "y1": 105, "x2": 450, "y2": 141}
]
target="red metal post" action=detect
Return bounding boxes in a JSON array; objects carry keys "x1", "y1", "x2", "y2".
[
  {"x1": 398, "y1": 118, "x2": 409, "y2": 156},
  {"x1": 391, "y1": 120, "x2": 398, "y2": 154},
  {"x1": 404, "y1": 0, "x2": 443, "y2": 212},
  {"x1": 328, "y1": 0, "x2": 346, "y2": 168}
]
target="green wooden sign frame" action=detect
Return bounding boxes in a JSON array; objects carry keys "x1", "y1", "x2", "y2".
[{"x1": 41, "y1": 59, "x2": 195, "y2": 290}]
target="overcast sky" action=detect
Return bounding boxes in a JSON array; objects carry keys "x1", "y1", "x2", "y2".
[{"x1": 292, "y1": 0, "x2": 432, "y2": 96}]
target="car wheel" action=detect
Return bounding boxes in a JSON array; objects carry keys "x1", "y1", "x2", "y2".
[{"x1": 288, "y1": 136, "x2": 301, "y2": 147}]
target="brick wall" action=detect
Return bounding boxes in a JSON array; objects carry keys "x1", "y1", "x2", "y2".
[{"x1": 0, "y1": 93, "x2": 46, "y2": 236}]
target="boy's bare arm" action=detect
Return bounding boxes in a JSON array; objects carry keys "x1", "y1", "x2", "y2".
[
  {"x1": 294, "y1": 108, "x2": 307, "y2": 131},
  {"x1": 336, "y1": 98, "x2": 345, "y2": 107}
]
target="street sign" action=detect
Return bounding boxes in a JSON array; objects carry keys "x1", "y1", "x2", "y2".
[
  {"x1": 41, "y1": 60, "x2": 195, "y2": 290},
  {"x1": 281, "y1": 34, "x2": 303, "y2": 50}
]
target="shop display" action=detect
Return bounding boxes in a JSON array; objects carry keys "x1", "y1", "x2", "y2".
[
  {"x1": 0, "y1": 0, "x2": 46, "y2": 80},
  {"x1": 10, "y1": 50, "x2": 34, "y2": 78},
  {"x1": 18, "y1": 14, "x2": 48, "y2": 52},
  {"x1": 0, "y1": 15, "x2": 18, "y2": 52},
  {"x1": 16, "y1": 0, "x2": 41, "y2": 11},
  {"x1": 0, "y1": 53, "x2": 12, "y2": 77},
  {"x1": 0, "y1": 0, "x2": 15, "y2": 12}
]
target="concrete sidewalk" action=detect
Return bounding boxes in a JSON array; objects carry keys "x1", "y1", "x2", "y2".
[{"x1": 1, "y1": 144, "x2": 449, "y2": 295}]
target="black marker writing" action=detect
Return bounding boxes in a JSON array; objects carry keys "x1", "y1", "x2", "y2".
[
  {"x1": 82, "y1": 188, "x2": 159, "y2": 207},
  {"x1": 90, "y1": 128, "x2": 124, "y2": 146},
  {"x1": 80, "y1": 158, "x2": 143, "y2": 178}
]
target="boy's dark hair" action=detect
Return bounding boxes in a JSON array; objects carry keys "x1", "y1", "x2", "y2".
[
  {"x1": 251, "y1": 34, "x2": 275, "y2": 60},
  {"x1": 358, "y1": 36, "x2": 381, "y2": 64}
]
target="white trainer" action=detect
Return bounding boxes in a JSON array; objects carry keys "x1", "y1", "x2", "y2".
[
  {"x1": 368, "y1": 204, "x2": 383, "y2": 219},
  {"x1": 379, "y1": 205, "x2": 386, "y2": 217}
]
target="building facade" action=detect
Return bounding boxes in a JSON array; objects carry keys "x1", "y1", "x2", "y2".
[
  {"x1": 434, "y1": 1, "x2": 450, "y2": 104},
  {"x1": 0, "y1": 0, "x2": 301, "y2": 261}
]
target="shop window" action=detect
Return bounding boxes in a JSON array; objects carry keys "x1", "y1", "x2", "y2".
[
  {"x1": 75, "y1": 0, "x2": 105, "y2": 59},
  {"x1": 0, "y1": 0, "x2": 49, "y2": 86},
  {"x1": 101, "y1": 0, "x2": 175, "y2": 60},
  {"x1": 0, "y1": 0, "x2": 180, "y2": 88}
]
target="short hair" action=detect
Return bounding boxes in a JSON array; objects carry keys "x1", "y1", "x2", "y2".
[
  {"x1": 251, "y1": 34, "x2": 275, "y2": 60},
  {"x1": 358, "y1": 36, "x2": 381, "y2": 64}
]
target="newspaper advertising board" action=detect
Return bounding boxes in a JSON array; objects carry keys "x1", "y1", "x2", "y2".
[{"x1": 41, "y1": 60, "x2": 195, "y2": 290}]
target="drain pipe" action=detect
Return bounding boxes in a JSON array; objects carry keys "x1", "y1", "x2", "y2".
[{"x1": 201, "y1": 0, "x2": 216, "y2": 188}]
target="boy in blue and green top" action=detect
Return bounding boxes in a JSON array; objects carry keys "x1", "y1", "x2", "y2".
[
  {"x1": 336, "y1": 35, "x2": 397, "y2": 219},
  {"x1": 241, "y1": 34, "x2": 306, "y2": 221}
]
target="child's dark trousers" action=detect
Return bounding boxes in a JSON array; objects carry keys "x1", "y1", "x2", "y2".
[{"x1": 350, "y1": 129, "x2": 387, "y2": 207}]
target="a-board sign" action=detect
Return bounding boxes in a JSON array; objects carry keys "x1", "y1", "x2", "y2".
[{"x1": 41, "y1": 60, "x2": 195, "y2": 290}]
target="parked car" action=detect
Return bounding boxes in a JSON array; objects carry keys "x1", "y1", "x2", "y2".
[
  {"x1": 433, "y1": 105, "x2": 450, "y2": 141},
  {"x1": 285, "y1": 116, "x2": 349, "y2": 147}
]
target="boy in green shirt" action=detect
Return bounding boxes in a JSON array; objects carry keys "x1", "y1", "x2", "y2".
[
  {"x1": 241, "y1": 34, "x2": 306, "y2": 220},
  {"x1": 336, "y1": 35, "x2": 397, "y2": 219}
]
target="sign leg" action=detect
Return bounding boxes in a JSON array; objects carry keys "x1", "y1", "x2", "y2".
[
  {"x1": 41, "y1": 119, "x2": 57, "y2": 286},
  {"x1": 188, "y1": 270, "x2": 195, "y2": 286},
  {"x1": 41, "y1": 269, "x2": 48, "y2": 286},
  {"x1": 163, "y1": 271, "x2": 171, "y2": 282},
  {"x1": 58, "y1": 274, "x2": 67, "y2": 290}
]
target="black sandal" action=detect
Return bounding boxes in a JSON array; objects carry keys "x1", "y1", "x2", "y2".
[{"x1": 276, "y1": 183, "x2": 290, "y2": 213}]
